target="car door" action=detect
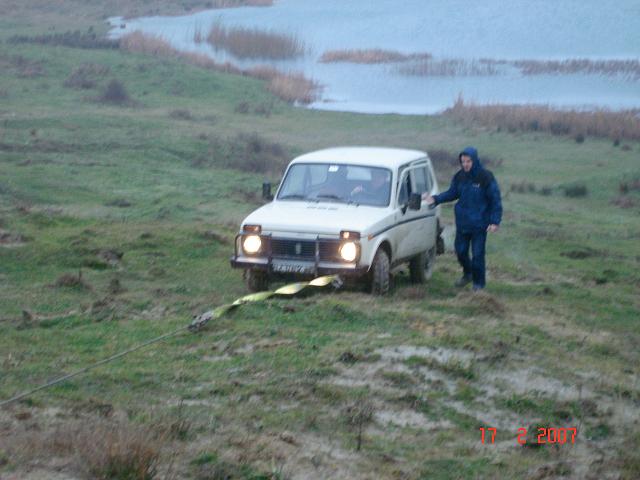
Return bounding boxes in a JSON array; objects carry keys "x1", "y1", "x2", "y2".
[
  {"x1": 411, "y1": 163, "x2": 438, "y2": 252},
  {"x1": 394, "y1": 165, "x2": 427, "y2": 260}
]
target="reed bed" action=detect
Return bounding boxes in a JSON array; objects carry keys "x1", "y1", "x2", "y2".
[
  {"x1": 206, "y1": 21, "x2": 304, "y2": 59},
  {"x1": 319, "y1": 49, "x2": 431, "y2": 64},
  {"x1": 398, "y1": 56, "x2": 640, "y2": 80},
  {"x1": 120, "y1": 31, "x2": 180, "y2": 57},
  {"x1": 444, "y1": 96, "x2": 640, "y2": 141},
  {"x1": 121, "y1": 32, "x2": 318, "y2": 104},
  {"x1": 514, "y1": 58, "x2": 640, "y2": 79},
  {"x1": 266, "y1": 71, "x2": 320, "y2": 104},
  {"x1": 399, "y1": 58, "x2": 500, "y2": 76}
]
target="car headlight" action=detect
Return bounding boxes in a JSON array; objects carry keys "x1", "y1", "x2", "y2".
[
  {"x1": 243, "y1": 235, "x2": 262, "y2": 254},
  {"x1": 339, "y1": 241, "x2": 358, "y2": 262}
]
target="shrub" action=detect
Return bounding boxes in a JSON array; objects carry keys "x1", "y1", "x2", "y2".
[
  {"x1": 99, "y1": 79, "x2": 132, "y2": 105},
  {"x1": 169, "y1": 109, "x2": 193, "y2": 120},
  {"x1": 227, "y1": 132, "x2": 288, "y2": 174},
  {"x1": 510, "y1": 181, "x2": 536, "y2": 194},
  {"x1": 204, "y1": 132, "x2": 289, "y2": 174},
  {"x1": 563, "y1": 184, "x2": 588, "y2": 198}
]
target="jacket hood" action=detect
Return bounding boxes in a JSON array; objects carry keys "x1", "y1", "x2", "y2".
[{"x1": 459, "y1": 146, "x2": 483, "y2": 178}]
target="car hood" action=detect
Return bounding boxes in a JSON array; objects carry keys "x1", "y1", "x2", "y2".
[{"x1": 242, "y1": 201, "x2": 390, "y2": 235}]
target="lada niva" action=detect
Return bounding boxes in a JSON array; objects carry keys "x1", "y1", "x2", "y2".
[{"x1": 231, "y1": 147, "x2": 442, "y2": 294}]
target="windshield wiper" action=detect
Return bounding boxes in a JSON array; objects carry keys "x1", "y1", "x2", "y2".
[
  {"x1": 316, "y1": 194, "x2": 345, "y2": 202},
  {"x1": 279, "y1": 194, "x2": 307, "y2": 200}
]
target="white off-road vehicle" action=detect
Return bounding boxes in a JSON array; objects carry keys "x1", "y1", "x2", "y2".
[{"x1": 231, "y1": 147, "x2": 442, "y2": 294}]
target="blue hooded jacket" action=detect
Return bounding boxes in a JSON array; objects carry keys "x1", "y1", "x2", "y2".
[{"x1": 433, "y1": 147, "x2": 502, "y2": 232}]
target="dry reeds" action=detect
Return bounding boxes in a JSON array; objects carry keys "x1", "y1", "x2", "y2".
[
  {"x1": 320, "y1": 49, "x2": 431, "y2": 64},
  {"x1": 0, "y1": 418, "x2": 163, "y2": 480},
  {"x1": 206, "y1": 21, "x2": 304, "y2": 59},
  {"x1": 265, "y1": 70, "x2": 320, "y2": 104},
  {"x1": 120, "y1": 31, "x2": 179, "y2": 57},
  {"x1": 398, "y1": 56, "x2": 640, "y2": 80},
  {"x1": 399, "y1": 58, "x2": 500, "y2": 76},
  {"x1": 514, "y1": 58, "x2": 640, "y2": 79},
  {"x1": 120, "y1": 32, "x2": 318, "y2": 104},
  {"x1": 445, "y1": 96, "x2": 640, "y2": 141}
]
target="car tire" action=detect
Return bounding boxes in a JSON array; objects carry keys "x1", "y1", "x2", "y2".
[
  {"x1": 245, "y1": 269, "x2": 269, "y2": 292},
  {"x1": 370, "y1": 248, "x2": 390, "y2": 295},
  {"x1": 409, "y1": 247, "x2": 435, "y2": 284}
]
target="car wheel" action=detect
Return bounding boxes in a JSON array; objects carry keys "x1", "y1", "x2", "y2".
[
  {"x1": 370, "y1": 248, "x2": 390, "y2": 295},
  {"x1": 409, "y1": 247, "x2": 436, "y2": 284},
  {"x1": 245, "y1": 269, "x2": 269, "y2": 292}
]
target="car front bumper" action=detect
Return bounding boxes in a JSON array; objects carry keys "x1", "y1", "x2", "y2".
[
  {"x1": 230, "y1": 233, "x2": 369, "y2": 277},
  {"x1": 230, "y1": 255, "x2": 369, "y2": 277}
]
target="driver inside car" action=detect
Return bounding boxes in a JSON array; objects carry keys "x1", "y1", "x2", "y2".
[{"x1": 350, "y1": 169, "x2": 391, "y2": 204}]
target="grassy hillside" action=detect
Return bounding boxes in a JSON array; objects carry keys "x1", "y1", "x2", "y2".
[{"x1": 1, "y1": 4, "x2": 639, "y2": 479}]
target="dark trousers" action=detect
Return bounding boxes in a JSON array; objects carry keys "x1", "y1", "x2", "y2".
[{"x1": 454, "y1": 229, "x2": 487, "y2": 287}]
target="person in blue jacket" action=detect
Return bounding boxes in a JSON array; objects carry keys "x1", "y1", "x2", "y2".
[{"x1": 426, "y1": 147, "x2": 502, "y2": 290}]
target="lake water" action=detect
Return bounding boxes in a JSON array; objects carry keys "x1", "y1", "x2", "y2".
[{"x1": 109, "y1": 0, "x2": 640, "y2": 114}]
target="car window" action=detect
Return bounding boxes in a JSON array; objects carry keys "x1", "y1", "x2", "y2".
[
  {"x1": 346, "y1": 166, "x2": 371, "y2": 181},
  {"x1": 398, "y1": 172, "x2": 412, "y2": 205},
  {"x1": 278, "y1": 163, "x2": 391, "y2": 206},
  {"x1": 413, "y1": 167, "x2": 429, "y2": 194},
  {"x1": 425, "y1": 166, "x2": 434, "y2": 192}
]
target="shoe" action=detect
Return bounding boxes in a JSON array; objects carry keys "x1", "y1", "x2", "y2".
[
  {"x1": 472, "y1": 284, "x2": 484, "y2": 292},
  {"x1": 454, "y1": 275, "x2": 472, "y2": 288}
]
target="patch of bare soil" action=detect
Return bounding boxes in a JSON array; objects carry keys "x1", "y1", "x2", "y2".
[{"x1": 322, "y1": 341, "x2": 638, "y2": 479}]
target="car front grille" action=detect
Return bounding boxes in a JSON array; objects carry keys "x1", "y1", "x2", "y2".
[{"x1": 270, "y1": 238, "x2": 342, "y2": 262}]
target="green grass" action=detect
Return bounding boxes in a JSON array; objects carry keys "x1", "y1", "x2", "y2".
[{"x1": 1, "y1": 4, "x2": 639, "y2": 479}]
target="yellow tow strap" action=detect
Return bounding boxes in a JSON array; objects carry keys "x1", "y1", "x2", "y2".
[{"x1": 188, "y1": 274, "x2": 342, "y2": 331}]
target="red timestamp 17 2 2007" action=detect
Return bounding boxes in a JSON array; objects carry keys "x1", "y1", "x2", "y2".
[{"x1": 480, "y1": 427, "x2": 578, "y2": 446}]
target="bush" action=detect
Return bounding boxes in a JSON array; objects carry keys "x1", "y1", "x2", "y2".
[
  {"x1": 227, "y1": 132, "x2": 288, "y2": 174},
  {"x1": 99, "y1": 79, "x2": 132, "y2": 105},
  {"x1": 510, "y1": 181, "x2": 536, "y2": 194},
  {"x1": 169, "y1": 109, "x2": 193, "y2": 120},
  {"x1": 563, "y1": 184, "x2": 588, "y2": 198}
]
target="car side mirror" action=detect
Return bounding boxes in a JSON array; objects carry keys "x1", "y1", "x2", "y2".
[
  {"x1": 408, "y1": 192, "x2": 421, "y2": 210},
  {"x1": 262, "y1": 182, "x2": 274, "y2": 201}
]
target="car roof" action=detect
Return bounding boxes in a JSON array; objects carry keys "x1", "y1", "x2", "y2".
[{"x1": 289, "y1": 147, "x2": 428, "y2": 169}]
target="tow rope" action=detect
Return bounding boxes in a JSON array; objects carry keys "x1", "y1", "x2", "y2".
[{"x1": 0, "y1": 275, "x2": 342, "y2": 408}]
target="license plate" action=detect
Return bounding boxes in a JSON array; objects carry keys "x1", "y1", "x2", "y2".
[{"x1": 272, "y1": 263, "x2": 314, "y2": 274}]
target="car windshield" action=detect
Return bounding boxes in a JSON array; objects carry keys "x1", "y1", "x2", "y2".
[{"x1": 277, "y1": 163, "x2": 392, "y2": 207}]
